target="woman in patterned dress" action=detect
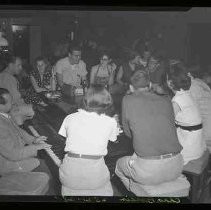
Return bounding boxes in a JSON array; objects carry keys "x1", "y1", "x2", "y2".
[{"x1": 24, "y1": 56, "x2": 52, "y2": 106}]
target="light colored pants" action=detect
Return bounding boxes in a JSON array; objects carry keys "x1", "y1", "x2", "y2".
[
  {"x1": 115, "y1": 153, "x2": 184, "y2": 194},
  {"x1": 10, "y1": 103, "x2": 34, "y2": 125},
  {"x1": 59, "y1": 155, "x2": 113, "y2": 196},
  {"x1": 0, "y1": 158, "x2": 40, "y2": 175}
]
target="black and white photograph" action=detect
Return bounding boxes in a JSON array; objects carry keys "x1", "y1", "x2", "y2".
[{"x1": 0, "y1": 5, "x2": 211, "y2": 204}]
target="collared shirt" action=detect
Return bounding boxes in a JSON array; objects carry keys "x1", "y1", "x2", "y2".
[
  {"x1": 0, "y1": 71, "x2": 23, "y2": 105},
  {"x1": 58, "y1": 109, "x2": 119, "y2": 156},
  {"x1": 55, "y1": 57, "x2": 87, "y2": 87}
]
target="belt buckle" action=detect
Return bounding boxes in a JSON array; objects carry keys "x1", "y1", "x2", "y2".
[{"x1": 79, "y1": 154, "x2": 82, "y2": 158}]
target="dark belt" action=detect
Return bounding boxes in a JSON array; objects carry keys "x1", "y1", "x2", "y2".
[
  {"x1": 137, "y1": 152, "x2": 179, "y2": 160},
  {"x1": 67, "y1": 152, "x2": 103, "y2": 160},
  {"x1": 175, "y1": 123, "x2": 202, "y2": 131}
]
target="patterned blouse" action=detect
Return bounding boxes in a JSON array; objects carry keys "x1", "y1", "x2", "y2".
[
  {"x1": 30, "y1": 68, "x2": 52, "y2": 88},
  {"x1": 23, "y1": 68, "x2": 52, "y2": 105}
]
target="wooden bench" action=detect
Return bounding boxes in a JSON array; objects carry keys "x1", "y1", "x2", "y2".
[{"x1": 183, "y1": 149, "x2": 211, "y2": 203}]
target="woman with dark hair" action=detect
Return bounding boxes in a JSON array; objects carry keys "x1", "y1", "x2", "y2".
[
  {"x1": 58, "y1": 85, "x2": 122, "y2": 196},
  {"x1": 23, "y1": 56, "x2": 52, "y2": 106},
  {"x1": 167, "y1": 64, "x2": 206, "y2": 165},
  {"x1": 90, "y1": 51, "x2": 116, "y2": 90}
]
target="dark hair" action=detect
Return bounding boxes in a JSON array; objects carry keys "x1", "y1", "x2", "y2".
[
  {"x1": 0, "y1": 88, "x2": 9, "y2": 105},
  {"x1": 126, "y1": 51, "x2": 140, "y2": 62},
  {"x1": 168, "y1": 64, "x2": 191, "y2": 91},
  {"x1": 130, "y1": 70, "x2": 149, "y2": 89},
  {"x1": 68, "y1": 43, "x2": 81, "y2": 54},
  {"x1": 99, "y1": 50, "x2": 111, "y2": 60},
  {"x1": 82, "y1": 84, "x2": 113, "y2": 115}
]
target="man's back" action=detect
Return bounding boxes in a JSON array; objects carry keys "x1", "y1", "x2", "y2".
[
  {"x1": 122, "y1": 91, "x2": 182, "y2": 157},
  {"x1": 0, "y1": 71, "x2": 21, "y2": 104}
]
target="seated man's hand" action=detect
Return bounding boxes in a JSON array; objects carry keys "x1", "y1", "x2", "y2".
[
  {"x1": 34, "y1": 143, "x2": 52, "y2": 151},
  {"x1": 34, "y1": 136, "x2": 48, "y2": 144}
]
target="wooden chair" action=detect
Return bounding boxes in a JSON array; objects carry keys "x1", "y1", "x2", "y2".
[{"x1": 183, "y1": 149, "x2": 211, "y2": 203}]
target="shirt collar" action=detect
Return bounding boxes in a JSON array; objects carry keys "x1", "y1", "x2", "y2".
[{"x1": 0, "y1": 112, "x2": 10, "y2": 119}]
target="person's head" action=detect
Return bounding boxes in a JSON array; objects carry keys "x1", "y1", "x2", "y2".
[
  {"x1": 68, "y1": 44, "x2": 82, "y2": 64},
  {"x1": 99, "y1": 51, "x2": 111, "y2": 66},
  {"x1": 130, "y1": 70, "x2": 150, "y2": 90},
  {"x1": 143, "y1": 50, "x2": 151, "y2": 61},
  {"x1": 0, "y1": 88, "x2": 12, "y2": 113},
  {"x1": 34, "y1": 56, "x2": 48, "y2": 74},
  {"x1": 82, "y1": 85, "x2": 113, "y2": 115},
  {"x1": 6, "y1": 56, "x2": 22, "y2": 75},
  {"x1": 127, "y1": 51, "x2": 141, "y2": 65},
  {"x1": 166, "y1": 64, "x2": 191, "y2": 92}
]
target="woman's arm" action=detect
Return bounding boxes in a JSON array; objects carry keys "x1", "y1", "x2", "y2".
[
  {"x1": 116, "y1": 66, "x2": 124, "y2": 85},
  {"x1": 108, "y1": 64, "x2": 116, "y2": 86},
  {"x1": 30, "y1": 76, "x2": 46, "y2": 93},
  {"x1": 90, "y1": 67, "x2": 96, "y2": 85}
]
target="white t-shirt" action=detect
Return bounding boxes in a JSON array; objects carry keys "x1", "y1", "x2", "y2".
[
  {"x1": 58, "y1": 109, "x2": 119, "y2": 156},
  {"x1": 55, "y1": 57, "x2": 87, "y2": 87},
  {"x1": 172, "y1": 90, "x2": 202, "y2": 126}
]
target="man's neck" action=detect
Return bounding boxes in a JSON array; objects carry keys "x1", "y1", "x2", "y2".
[
  {"x1": 134, "y1": 86, "x2": 150, "y2": 93},
  {"x1": 68, "y1": 57, "x2": 76, "y2": 65}
]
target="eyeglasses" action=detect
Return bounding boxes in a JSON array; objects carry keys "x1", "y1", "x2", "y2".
[{"x1": 101, "y1": 57, "x2": 109, "y2": 61}]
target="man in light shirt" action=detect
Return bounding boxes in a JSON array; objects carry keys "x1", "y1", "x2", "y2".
[
  {"x1": 55, "y1": 44, "x2": 87, "y2": 97},
  {"x1": 0, "y1": 56, "x2": 34, "y2": 125}
]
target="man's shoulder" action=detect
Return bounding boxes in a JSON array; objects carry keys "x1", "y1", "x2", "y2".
[
  {"x1": 123, "y1": 94, "x2": 136, "y2": 105},
  {"x1": 56, "y1": 57, "x2": 69, "y2": 65},
  {"x1": 0, "y1": 72, "x2": 15, "y2": 81}
]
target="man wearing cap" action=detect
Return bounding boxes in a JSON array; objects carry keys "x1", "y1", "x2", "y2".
[{"x1": 115, "y1": 70, "x2": 184, "y2": 195}]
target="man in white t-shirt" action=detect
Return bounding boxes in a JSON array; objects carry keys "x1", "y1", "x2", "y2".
[{"x1": 55, "y1": 44, "x2": 87, "y2": 88}]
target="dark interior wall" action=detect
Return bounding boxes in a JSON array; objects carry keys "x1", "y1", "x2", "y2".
[
  {"x1": 36, "y1": 11, "x2": 187, "y2": 60},
  {"x1": 3, "y1": 8, "x2": 211, "y2": 65}
]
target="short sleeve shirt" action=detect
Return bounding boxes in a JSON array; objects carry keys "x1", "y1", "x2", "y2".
[
  {"x1": 172, "y1": 90, "x2": 202, "y2": 126},
  {"x1": 55, "y1": 57, "x2": 87, "y2": 87},
  {"x1": 58, "y1": 109, "x2": 119, "y2": 156}
]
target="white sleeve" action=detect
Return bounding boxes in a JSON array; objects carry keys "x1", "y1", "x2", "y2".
[
  {"x1": 58, "y1": 117, "x2": 68, "y2": 137},
  {"x1": 80, "y1": 61, "x2": 87, "y2": 76},
  {"x1": 109, "y1": 119, "x2": 119, "y2": 142}
]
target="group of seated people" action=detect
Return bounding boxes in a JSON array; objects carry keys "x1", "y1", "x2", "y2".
[{"x1": 1, "y1": 41, "x2": 211, "y2": 197}]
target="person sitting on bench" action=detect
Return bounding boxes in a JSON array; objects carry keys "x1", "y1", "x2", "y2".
[
  {"x1": 115, "y1": 70, "x2": 184, "y2": 195},
  {"x1": 0, "y1": 88, "x2": 51, "y2": 175}
]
